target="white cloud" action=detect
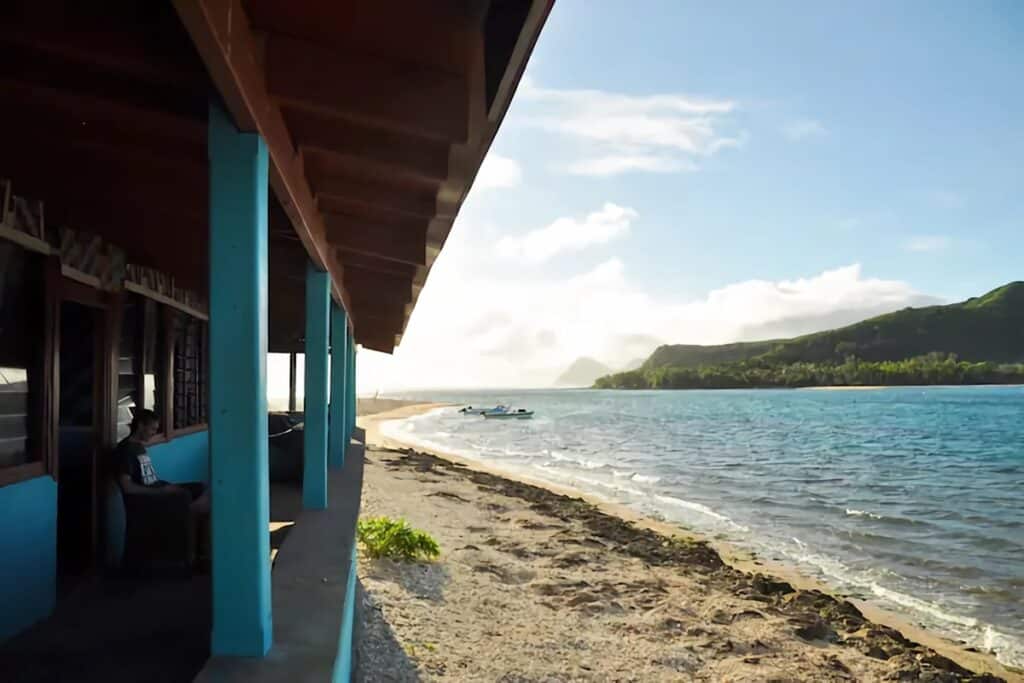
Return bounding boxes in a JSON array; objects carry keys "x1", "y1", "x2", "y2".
[
  {"x1": 474, "y1": 153, "x2": 522, "y2": 189},
  {"x1": 567, "y1": 155, "x2": 698, "y2": 176},
  {"x1": 783, "y1": 119, "x2": 828, "y2": 141},
  {"x1": 903, "y1": 235, "x2": 952, "y2": 252},
  {"x1": 496, "y1": 203, "x2": 637, "y2": 264},
  {"x1": 356, "y1": 251, "x2": 939, "y2": 393},
  {"x1": 519, "y1": 78, "x2": 743, "y2": 177}
]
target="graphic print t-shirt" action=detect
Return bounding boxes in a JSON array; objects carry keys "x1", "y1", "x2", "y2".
[{"x1": 116, "y1": 439, "x2": 160, "y2": 486}]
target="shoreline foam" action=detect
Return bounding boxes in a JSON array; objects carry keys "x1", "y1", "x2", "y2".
[{"x1": 361, "y1": 401, "x2": 1021, "y2": 681}]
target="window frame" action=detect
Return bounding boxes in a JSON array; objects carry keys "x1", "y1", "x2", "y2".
[
  {"x1": 0, "y1": 238, "x2": 210, "y2": 490},
  {"x1": 115, "y1": 293, "x2": 169, "y2": 445},
  {"x1": 0, "y1": 249, "x2": 56, "y2": 488},
  {"x1": 166, "y1": 306, "x2": 209, "y2": 438}
]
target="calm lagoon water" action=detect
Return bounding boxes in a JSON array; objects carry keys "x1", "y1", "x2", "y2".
[{"x1": 380, "y1": 386, "x2": 1024, "y2": 667}]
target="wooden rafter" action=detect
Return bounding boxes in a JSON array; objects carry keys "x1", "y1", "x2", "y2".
[
  {"x1": 283, "y1": 108, "x2": 450, "y2": 184},
  {"x1": 337, "y1": 251, "x2": 419, "y2": 280},
  {"x1": 324, "y1": 215, "x2": 427, "y2": 266},
  {"x1": 266, "y1": 35, "x2": 469, "y2": 143},
  {"x1": 172, "y1": 0, "x2": 351, "y2": 318}
]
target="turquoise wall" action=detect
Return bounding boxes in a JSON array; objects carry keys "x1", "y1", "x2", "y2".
[
  {"x1": 332, "y1": 544, "x2": 358, "y2": 683},
  {"x1": 0, "y1": 475, "x2": 57, "y2": 640},
  {"x1": 149, "y1": 430, "x2": 210, "y2": 484},
  {"x1": 105, "y1": 430, "x2": 210, "y2": 566}
]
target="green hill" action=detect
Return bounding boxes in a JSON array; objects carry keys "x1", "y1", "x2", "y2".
[
  {"x1": 645, "y1": 282, "x2": 1024, "y2": 368},
  {"x1": 599, "y1": 282, "x2": 1024, "y2": 389},
  {"x1": 644, "y1": 340, "x2": 779, "y2": 369}
]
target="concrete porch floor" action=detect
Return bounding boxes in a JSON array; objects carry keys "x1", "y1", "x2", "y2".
[
  {"x1": 0, "y1": 436, "x2": 358, "y2": 683},
  {"x1": 0, "y1": 575, "x2": 212, "y2": 683},
  {"x1": 198, "y1": 433, "x2": 365, "y2": 681}
]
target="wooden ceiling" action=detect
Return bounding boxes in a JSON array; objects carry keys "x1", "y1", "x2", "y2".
[{"x1": 0, "y1": 0, "x2": 552, "y2": 353}]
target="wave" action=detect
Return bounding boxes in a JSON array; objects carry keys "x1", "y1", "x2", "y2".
[
  {"x1": 869, "y1": 583, "x2": 979, "y2": 628},
  {"x1": 846, "y1": 508, "x2": 883, "y2": 519},
  {"x1": 653, "y1": 494, "x2": 748, "y2": 532},
  {"x1": 632, "y1": 473, "x2": 662, "y2": 484},
  {"x1": 773, "y1": 536, "x2": 1024, "y2": 668},
  {"x1": 573, "y1": 474, "x2": 646, "y2": 498},
  {"x1": 548, "y1": 451, "x2": 609, "y2": 470},
  {"x1": 982, "y1": 626, "x2": 1024, "y2": 669}
]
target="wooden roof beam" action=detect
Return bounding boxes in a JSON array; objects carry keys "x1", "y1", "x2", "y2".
[
  {"x1": 1, "y1": 107, "x2": 206, "y2": 170},
  {"x1": 0, "y1": 38, "x2": 207, "y2": 123},
  {"x1": 357, "y1": 331, "x2": 398, "y2": 354},
  {"x1": 282, "y1": 108, "x2": 450, "y2": 183},
  {"x1": 324, "y1": 215, "x2": 426, "y2": 267},
  {"x1": 0, "y1": 76, "x2": 205, "y2": 143},
  {"x1": 266, "y1": 35, "x2": 469, "y2": 143},
  {"x1": 172, "y1": 0, "x2": 351, "y2": 316},
  {"x1": 0, "y1": 3, "x2": 208, "y2": 90},
  {"x1": 337, "y1": 251, "x2": 419, "y2": 280},
  {"x1": 5, "y1": 136, "x2": 206, "y2": 192},
  {"x1": 343, "y1": 267, "x2": 413, "y2": 305},
  {"x1": 349, "y1": 306, "x2": 407, "y2": 335},
  {"x1": 307, "y1": 167, "x2": 439, "y2": 220},
  {"x1": 3, "y1": 151, "x2": 207, "y2": 228}
]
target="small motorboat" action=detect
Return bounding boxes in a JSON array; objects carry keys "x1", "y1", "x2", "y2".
[
  {"x1": 482, "y1": 408, "x2": 533, "y2": 419},
  {"x1": 459, "y1": 404, "x2": 507, "y2": 415}
]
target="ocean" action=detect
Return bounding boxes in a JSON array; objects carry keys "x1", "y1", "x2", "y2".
[{"x1": 379, "y1": 386, "x2": 1024, "y2": 668}]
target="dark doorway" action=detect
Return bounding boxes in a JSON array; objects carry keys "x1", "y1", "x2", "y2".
[{"x1": 57, "y1": 299, "x2": 99, "y2": 584}]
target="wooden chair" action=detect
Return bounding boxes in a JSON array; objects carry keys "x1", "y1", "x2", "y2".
[{"x1": 121, "y1": 486, "x2": 194, "y2": 576}]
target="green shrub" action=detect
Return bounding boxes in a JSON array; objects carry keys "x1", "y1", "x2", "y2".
[{"x1": 357, "y1": 516, "x2": 440, "y2": 562}]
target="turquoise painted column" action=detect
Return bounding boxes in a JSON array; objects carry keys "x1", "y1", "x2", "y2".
[
  {"x1": 348, "y1": 338, "x2": 356, "y2": 435},
  {"x1": 303, "y1": 264, "x2": 329, "y2": 509},
  {"x1": 207, "y1": 101, "x2": 272, "y2": 657},
  {"x1": 328, "y1": 303, "x2": 348, "y2": 469}
]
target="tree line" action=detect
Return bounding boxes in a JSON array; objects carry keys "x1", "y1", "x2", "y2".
[{"x1": 593, "y1": 353, "x2": 1024, "y2": 390}]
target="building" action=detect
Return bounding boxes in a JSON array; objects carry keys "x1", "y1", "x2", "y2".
[{"x1": 0, "y1": 1, "x2": 551, "y2": 679}]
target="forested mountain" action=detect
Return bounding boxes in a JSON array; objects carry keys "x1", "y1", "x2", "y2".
[{"x1": 597, "y1": 282, "x2": 1024, "y2": 389}]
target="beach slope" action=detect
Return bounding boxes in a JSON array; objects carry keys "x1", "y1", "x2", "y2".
[{"x1": 355, "y1": 402, "x2": 1015, "y2": 682}]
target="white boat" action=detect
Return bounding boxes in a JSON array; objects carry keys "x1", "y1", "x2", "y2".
[
  {"x1": 482, "y1": 408, "x2": 533, "y2": 419},
  {"x1": 459, "y1": 404, "x2": 507, "y2": 415}
]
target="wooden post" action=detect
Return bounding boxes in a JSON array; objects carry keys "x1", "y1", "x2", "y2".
[{"x1": 287, "y1": 351, "x2": 297, "y2": 413}]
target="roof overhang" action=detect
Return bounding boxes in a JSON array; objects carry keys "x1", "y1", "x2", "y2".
[
  {"x1": 0, "y1": 1, "x2": 551, "y2": 354},
  {"x1": 175, "y1": 0, "x2": 554, "y2": 352}
]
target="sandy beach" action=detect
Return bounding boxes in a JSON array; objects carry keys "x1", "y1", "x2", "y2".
[{"x1": 354, "y1": 400, "x2": 1019, "y2": 682}]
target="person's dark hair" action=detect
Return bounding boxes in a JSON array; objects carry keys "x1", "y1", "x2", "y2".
[{"x1": 130, "y1": 408, "x2": 159, "y2": 432}]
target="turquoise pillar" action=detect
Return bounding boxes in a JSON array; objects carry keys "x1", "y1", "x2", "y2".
[
  {"x1": 303, "y1": 264, "x2": 329, "y2": 509},
  {"x1": 328, "y1": 303, "x2": 348, "y2": 469},
  {"x1": 348, "y1": 338, "x2": 356, "y2": 435},
  {"x1": 207, "y1": 101, "x2": 272, "y2": 657}
]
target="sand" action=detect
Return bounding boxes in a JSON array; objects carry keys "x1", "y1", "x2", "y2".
[{"x1": 355, "y1": 402, "x2": 1019, "y2": 682}]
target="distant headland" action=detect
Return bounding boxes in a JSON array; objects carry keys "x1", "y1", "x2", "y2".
[{"x1": 594, "y1": 281, "x2": 1024, "y2": 389}]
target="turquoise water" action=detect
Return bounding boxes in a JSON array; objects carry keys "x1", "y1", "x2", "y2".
[{"x1": 381, "y1": 386, "x2": 1024, "y2": 667}]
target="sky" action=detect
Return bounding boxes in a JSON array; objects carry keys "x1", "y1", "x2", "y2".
[{"x1": 354, "y1": 0, "x2": 1024, "y2": 393}]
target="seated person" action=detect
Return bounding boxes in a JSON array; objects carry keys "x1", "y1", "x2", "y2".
[{"x1": 115, "y1": 409, "x2": 210, "y2": 557}]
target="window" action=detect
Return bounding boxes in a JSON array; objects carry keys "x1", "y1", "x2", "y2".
[
  {"x1": 172, "y1": 311, "x2": 207, "y2": 430},
  {"x1": 0, "y1": 241, "x2": 44, "y2": 470},
  {"x1": 116, "y1": 295, "x2": 166, "y2": 441}
]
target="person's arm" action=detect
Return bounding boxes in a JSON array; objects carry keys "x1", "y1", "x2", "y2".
[{"x1": 118, "y1": 472, "x2": 180, "y2": 495}]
